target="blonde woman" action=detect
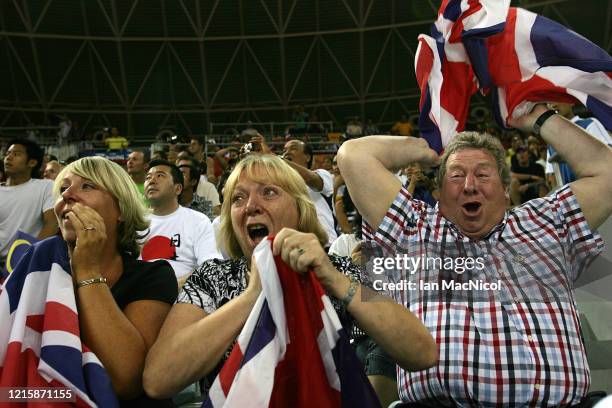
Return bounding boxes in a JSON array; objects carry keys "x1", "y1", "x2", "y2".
[
  {"x1": 143, "y1": 154, "x2": 436, "y2": 399},
  {"x1": 53, "y1": 156, "x2": 177, "y2": 407}
]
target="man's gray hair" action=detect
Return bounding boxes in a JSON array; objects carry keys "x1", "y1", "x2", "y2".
[{"x1": 436, "y1": 131, "x2": 511, "y2": 189}]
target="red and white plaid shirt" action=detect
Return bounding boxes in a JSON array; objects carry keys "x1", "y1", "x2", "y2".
[{"x1": 363, "y1": 185, "x2": 603, "y2": 407}]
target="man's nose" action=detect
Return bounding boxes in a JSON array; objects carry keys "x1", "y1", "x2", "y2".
[{"x1": 463, "y1": 174, "x2": 477, "y2": 193}]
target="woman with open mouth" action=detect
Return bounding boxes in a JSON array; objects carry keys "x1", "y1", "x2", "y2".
[{"x1": 143, "y1": 154, "x2": 437, "y2": 401}]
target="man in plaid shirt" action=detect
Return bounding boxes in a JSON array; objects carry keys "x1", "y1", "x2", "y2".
[{"x1": 337, "y1": 104, "x2": 611, "y2": 407}]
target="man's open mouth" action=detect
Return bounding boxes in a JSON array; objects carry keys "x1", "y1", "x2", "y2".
[{"x1": 462, "y1": 202, "x2": 482, "y2": 214}]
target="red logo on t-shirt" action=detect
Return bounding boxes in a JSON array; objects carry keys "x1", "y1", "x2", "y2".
[{"x1": 141, "y1": 235, "x2": 177, "y2": 261}]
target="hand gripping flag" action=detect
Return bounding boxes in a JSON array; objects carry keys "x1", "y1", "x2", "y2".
[
  {"x1": 415, "y1": 0, "x2": 612, "y2": 152},
  {"x1": 0, "y1": 236, "x2": 119, "y2": 407},
  {"x1": 204, "y1": 237, "x2": 381, "y2": 408}
]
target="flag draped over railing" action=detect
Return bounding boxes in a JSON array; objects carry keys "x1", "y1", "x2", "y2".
[
  {"x1": 0, "y1": 236, "x2": 119, "y2": 408},
  {"x1": 204, "y1": 238, "x2": 380, "y2": 408},
  {"x1": 415, "y1": 0, "x2": 612, "y2": 152}
]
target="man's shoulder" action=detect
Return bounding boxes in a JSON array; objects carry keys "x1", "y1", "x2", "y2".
[{"x1": 180, "y1": 205, "x2": 212, "y2": 224}]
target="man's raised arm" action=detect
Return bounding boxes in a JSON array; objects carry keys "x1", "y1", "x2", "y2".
[
  {"x1": 509, "y1": 105, "x2": 612, "y2": 229},
  {"x1": 337, "y1": 136, "x2": 438, "y2": 230}
]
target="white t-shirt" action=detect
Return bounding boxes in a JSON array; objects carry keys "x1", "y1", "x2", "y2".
[
  {"x1": 0, "y1": 179, "x2": 54, "y2": 259},
  {"x1": 140, "y1": 206, "x2": 221, "y2": 279},
  {"x1": 196, "y1": 176, "x2": 221, "y2": 207},
  {"x1": 308, "y1": 169, "x2": 337, "y2": 246},
  {"x1": 328, "y1": 233, "x2": 360, "y2": 258}
]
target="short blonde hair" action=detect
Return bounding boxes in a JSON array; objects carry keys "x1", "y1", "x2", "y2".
[
  {"x1": 53, "y1": 156, "x2": 149, "y2": 257},
  {"x1": 220, "y1": 154, "x2": 328, "y2": 258}
]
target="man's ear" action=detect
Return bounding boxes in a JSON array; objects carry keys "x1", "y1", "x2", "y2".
[
  {"x1": 175, "y1": 183, "x2": 183, "y2": 197},
  {"x1": 27, "y1": 158, "x2": 38, "y2": 170}
]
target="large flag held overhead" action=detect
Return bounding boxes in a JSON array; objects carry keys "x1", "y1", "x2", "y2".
[
  {"x1": 415, "y1": 0, "x2": 612, "y2": 152},
  {"x1": 204, "y1": 238, "x2": 380, "y2": 408},
  {"x1": 0, "y1": 236, "x2": 119, "y2": 407}
]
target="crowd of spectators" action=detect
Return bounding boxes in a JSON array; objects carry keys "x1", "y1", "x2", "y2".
[{"x1": 1, "y1": 99, "x2": 611, "y2": 407}]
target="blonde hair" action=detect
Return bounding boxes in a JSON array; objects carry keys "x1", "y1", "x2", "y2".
[
  {"x1": 220, "y1": 154, "x2": 328, "y2": 258},
  {"x1": 53, "y1": 156, "x2": 149, "y2": 257}
]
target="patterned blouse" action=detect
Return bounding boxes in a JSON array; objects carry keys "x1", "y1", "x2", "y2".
[{"x1": 176, "y1": 254, "x2": 363, "y2": 394}]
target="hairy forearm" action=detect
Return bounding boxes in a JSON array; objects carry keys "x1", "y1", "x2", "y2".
[
  {"x1": 77, "y1": 285, "x2": 148, "y2": 398},
  {"x1": 144, "y1": 292, "x2": 257, "y2": 399},
  {"x1": 339, "y1": 136, "x2": 437, "y2": 173},
  {"x1": 337, "y1": 137, "x2": 437, "y2": 229}
]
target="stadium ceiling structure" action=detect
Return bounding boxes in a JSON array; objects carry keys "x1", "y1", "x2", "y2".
[{"x1": 0, "y1": 0, "x2": 610, "y2": 138}]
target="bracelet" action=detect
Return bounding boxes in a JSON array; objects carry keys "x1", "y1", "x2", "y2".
[
  {"x1": 341, "y1": 275, "x2": 360, "y2": 307},
  {"x1": 532, "y1": 109, "x2": 557, "y2": 136},
  {"x1": 76, "y1": 276, "x2": 107, "y2": 288}
]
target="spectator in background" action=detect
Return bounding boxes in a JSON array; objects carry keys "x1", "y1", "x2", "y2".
[
  {"x1": 104, "y1": 127, "x2": 129, "y2": 150},
  {"x1": 307, "y1": 113, "x2": 325, "y2": 135},
  {"x1": 38, "y1": 154, "x2": 57, "y2": 178},
  {"x1": 57, "y1": 114, "x2": 72, "y2": 145},
  {"x1": 505, "y1": 132, "x2": 524, "y2": 166},
  {"x1": 1, "y1": 139, "x2": 58, "y2": 264},
  {"x1": 151, "y1": 149, "x2": 168, "y2": 161},
  {"x1": 363, "y1": 119, "x2": 380, "y2": 136},
  {"x1": 283, "y1": 140, "x2": 337, "y2": 247},
  {"x1": 177, "y1": 158, "x2": 220, "y2": 220},
  {"x1": 214, "y1": 146, "x2": 240, "y2": 197},
  {"x1": 292, "y1": 104, "x2": 309, "y2": 134},
  {"x1": 140, "y1": 160, "x2": 220, "y2": 285},
  {"x1": 545, "y1": 102, "x2": 612, "y2": 189},
  {"x1": 401, "y1": 163, "x2": 438, "y2": 206},
  {"x1": 390, "y1": 115, "x2": 413, "y2": 136},
  {"x1": 510, "y1": 146, "x2": 548, "y2": 205},
  {"x1": 43, "y1": 160, "x2": 64, "y2": 181},
  {"x1": 345, "y1": 117, "x2": 363, "y2": 139},
  {"x1": 190, "y1": 136, "x2": 220, "y2": 185},
  {"x1": 126, "y1": 150, "x2": 149, "y2": 199}
]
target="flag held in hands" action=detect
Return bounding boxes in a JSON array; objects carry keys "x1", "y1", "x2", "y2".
[
  {"x1": 204, "y1": 237, "x2": 381, "y2": 408},
  {"x1": 415, "y1": 0, "x2": 612, "y2": 152},
  {"x1": 0, "y1": 236, "x2": 119, "y2": 407}
]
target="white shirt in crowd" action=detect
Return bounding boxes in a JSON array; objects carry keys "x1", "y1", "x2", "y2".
[
  {"x1": 139, "y1": 206, "x2": 221, "y2": 279},
  {"x1": 545, "y1": 115, "x2": 612, "y2": 177},
  {"x1": 308, "y1": 168, "x2": 337, "y2": 246},
  {"x1": 0, "y1": 179, "x2": 54, "y2": 260},
  {"x1": 196, "y1": 175, "x2": 221, "y2": 207}
]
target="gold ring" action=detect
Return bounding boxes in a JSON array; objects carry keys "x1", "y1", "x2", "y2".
[{"x1": 83, "y1": 226, "x2": 96, "y2": 231}]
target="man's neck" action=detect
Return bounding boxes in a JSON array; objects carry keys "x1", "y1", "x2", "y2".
[
  {"x1": 130, "y1": 172, "x2": 145, "y2": 184},
  {"x1": 152, "y1": 200, "x2": 180, "y2": 216},
  {"x1": 6, "y1": 173, "x2": 32, "y2": 186},
  {"x1": 180, "y1": 189, "x2": 194, "y2": 206}
]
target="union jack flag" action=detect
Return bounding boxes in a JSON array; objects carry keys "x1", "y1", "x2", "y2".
[
  {"x1": 0, "y1": 236, "x2": 119, "y2": 407},
  {"x1": 415, "y1": 0, "x2": 612, "y2": 152},
  {"x1": 203, "y1": 238, "x2": 380, "y2": 408}
]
